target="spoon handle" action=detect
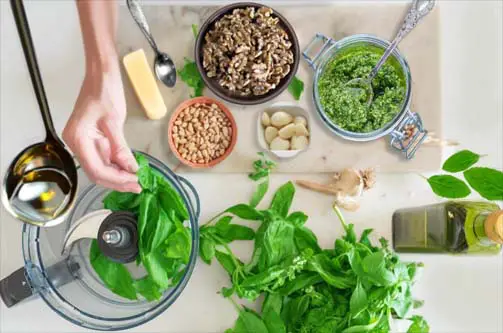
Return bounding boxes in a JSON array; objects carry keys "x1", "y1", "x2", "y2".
[
  {"x1": 126, "y1": 0, "x2": 160, "y2": 55},
  {"x1": 369, "y1": 0, "x2": 435, "y2": 81},
  {"x1": 10, "y1": 0, "x2": 60, "y2": 143}
]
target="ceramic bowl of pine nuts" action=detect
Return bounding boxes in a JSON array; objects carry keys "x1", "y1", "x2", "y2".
[{"x1": 168, "y1": 97, "x2": 237, "y2": 168}]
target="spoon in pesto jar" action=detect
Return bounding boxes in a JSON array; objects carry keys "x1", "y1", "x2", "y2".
[{"x1": 346, "y1": 0, "x2": 436, "y2": 105}]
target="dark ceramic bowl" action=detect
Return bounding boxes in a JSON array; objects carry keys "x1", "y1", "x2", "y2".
[{"x1": 195, "y1": 2, "x2": 300, "y2": 105}]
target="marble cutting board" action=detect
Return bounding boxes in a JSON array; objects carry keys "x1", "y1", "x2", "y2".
[{"x1": 117, "y1": 3, "x2": 442, "y2": 173}]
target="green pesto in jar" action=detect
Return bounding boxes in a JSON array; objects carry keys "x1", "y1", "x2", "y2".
[{"x1": 317, "y1": 45, "x2": 407, "y2": 133}]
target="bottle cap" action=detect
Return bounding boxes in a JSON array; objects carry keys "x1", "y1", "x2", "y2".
[{"x1": 485, "y1": 210, "x2": 503, "y2": 244}]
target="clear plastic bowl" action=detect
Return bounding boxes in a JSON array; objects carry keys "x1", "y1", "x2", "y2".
[{"x1": 21, "y1": 152, "x2": 200, "y2": 331}]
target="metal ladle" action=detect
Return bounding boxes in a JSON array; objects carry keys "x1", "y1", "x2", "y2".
[
  {"x1": 1, "y1": 0, "x2": 78, "y2": 227},
  {"x1": 127, "y1": 0, "x2": 177, "y2": 87},
  {"x1": 346, "y1": 0, "x2": 436, "y2": 105}
]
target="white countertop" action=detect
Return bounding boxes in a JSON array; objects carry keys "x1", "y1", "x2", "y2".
[{"x1": 0, "y1": 1, "x2": 502, "y2": 332}]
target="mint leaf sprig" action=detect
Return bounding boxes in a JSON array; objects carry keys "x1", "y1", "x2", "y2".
[{"x1": 424, "y1": 149, "x2": 503, "y2": 200}]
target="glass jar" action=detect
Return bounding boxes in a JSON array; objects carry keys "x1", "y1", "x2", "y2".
[
  {"x1": 13, "y1": 152, "x2": 200, "y2": 330},
  {"x1": 303, "y1": 33, "x2": 428, "y2": 159}
]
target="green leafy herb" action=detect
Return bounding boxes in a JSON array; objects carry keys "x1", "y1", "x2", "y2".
[
  {"x1": 288, "y1": 76, "x2": 304, "y2": 101},
  {"x1": 91, "y1": 153, "x2": 191, "y2": 301},
  {"x1": 407, "y1": 315, "x2": 430, "y2": 333},
  {"x1": 198, "y1": 166, "x2": 427, "y2": 332},
  {"x1": 427, "y1": 175, "x2": 471, "y2": 198},
  {"x1": 442, "y1": 150, "x2": 480, "y2": 172},
  {"x1": 192, "y1": 24, "x2": 198, "y2": 39},
  {"x1": 463, "y1": 167, "x2": 503, "y2": 200},
  {"x1": 178, "y1": 58, "x2": 204, "y2": 97},
  {"x1": 249, "y1": 153, "x2": 276, "y2": 208}
]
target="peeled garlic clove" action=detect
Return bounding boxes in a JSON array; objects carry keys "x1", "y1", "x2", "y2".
[
  {"x1": 271, "y1": 111, "x2": 293, "y2": 128},
  {"x1": 294, "y1": 116, "x2": 307, "y2": 127},
  {"x1": 294, "y1": 123, "x2": 309, "y2": 136},
  {"x1": 291, "y1": 135, "x2": 309, "y2": 150},
  {"x1": 279, "y1": 123, "x2": 297, "y2": 139},
  {"x1": 261, "y1": 112, "x2": 271, "y2": 127},
  {"x1": 264, "y1": 126, "x2": 278, "y2": 144},
  {"x1": 270, "y1": 136, "x2": 290, "y2": 150}
]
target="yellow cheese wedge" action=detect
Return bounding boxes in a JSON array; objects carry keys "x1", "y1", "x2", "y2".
[{"x1": 123, "y1": 49, "x2": 167, "y2": 120}]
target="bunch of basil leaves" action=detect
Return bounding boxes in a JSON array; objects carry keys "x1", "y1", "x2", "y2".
[
  {"x1": 199, "y1": 156, "x2": 428, "y2": 333},
  {"x1": 90, "y1": 153, "x2": 191, "y2": 301}
]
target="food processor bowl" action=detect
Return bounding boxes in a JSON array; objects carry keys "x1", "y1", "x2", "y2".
[
  {"x1": 303, "y1": 33, "x2": 428, "y2": 159},
  {"x1": 18, "y1": 153, "x2": 200, "y2": 331}
]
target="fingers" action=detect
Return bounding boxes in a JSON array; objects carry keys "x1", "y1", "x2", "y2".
[
  {"x1": 75, "y1": 137, "x2": 141, "y2": 193},
  {"x1": 101, "y1": 118, "x2": 139, "y2": 173}
]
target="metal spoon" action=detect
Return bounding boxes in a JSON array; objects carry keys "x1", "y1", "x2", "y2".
[
  {"x1": 346, "y1": 0, "x2": 436, "y2": 105},
  {"x1": 126, "y1": 0, "x2": 176, "y2": 87},
  {"x1": 1, "y1": 0, "x2": 78, "y2": 227}
]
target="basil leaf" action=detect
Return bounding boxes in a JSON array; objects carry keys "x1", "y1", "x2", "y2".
[
  {"x1": 359, "y1": 229, "x2": 374, "y2": 248},
  {"x1": 407, "y1": 315, "x2": 430, "y2": 333},
  {"x1": 269, "y1": 181, "x2": 295, "y2": 218},
  {"x1": 350, "y1": 281, "x2": 368, "y2": 317},
  {"x1": 178, "y1": 58, "x2": 204, "y2": 97},
  {"x1": 250, "y1": 180, "x2": 269, "y2": 208},
  {"x1": 149, "y1": 208, "x2": 174, "y2": 252},
  {"x1": 463, "y1": 167, "x2": 503, "y2": 200},
  {"x1": 307, "y1": 254, "x2": 353, "y2": 289},
  {"x1": 361, "y1": 252, "x2": 397, "y2": 287},
  {"x1": 287, "y1": 211, "x2": 308, "y2": 227},
  {"x1": 294, "y1": 227, "x2": 322, "y2": 253},
  {"x1": 138, "y1": 193, "x2": 159, "y2": 249},
  {"x1": 263, "y1": 308, "x2": 286, "y2": 333},
  {"x1": 215, "y1": 250, "x2": 238, "y2": 275},
  {"x1": 192, "y1": 24, "x2": 198, "y2": 38},
  {"x1": 226, "y1": 204, "x2": 264, "y2": 221},
  {"x1": 427, "y1": 175, "x2": 471, "y2": 198},
  {"x1": 215, "y1": 215, "x2": 233, "y2": 229},
  {"x1": 288, "y1": 76, "x2": 304, "y2": 101},
  {"x1": 260, "y1": 219, "x2": 296, "y2": 270},
  {"x1": 158, "y1": 185, "x2": 189, "y2": 221},
  {"x1": 103, "y1": 191, "x2": 140, "y2": 212},
  {"x1": 280, "y1": 295, "x2": 310, "y2": 328},
  {"x1": 278, "y1": 272, "x2": 323, "y2": 296},
  {"x1": 199, "y1": 236, "x2": 216, "y2": 264},
  {"x1": 143, "y1": 249, "x2": 171, "y2": 289},
  {"x1": 90, "y1": 240, "x2": 137, "y2": 300},
  {"x1": 217, "y1": 224, "x2": 256, "y2": 242},
  {"x1": 233, "y1": 310, "x2": 269, "y2": 333},
  {"x1": 164, "y1": 225, "x2": 191, "y2": 263},
  {"x1": 442, "y1": 150, "x2": 480, "y2": 172},
  {"x1": 262, "y1": 293, "x2": 283, "y2": 315},
  {"x1": 133, "y1": 276, "x2": 162, "y2": 301}
]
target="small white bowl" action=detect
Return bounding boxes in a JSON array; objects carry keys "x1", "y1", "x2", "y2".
[{"x1": 257, "y1": 102, "x2": 311, "y2": 160}]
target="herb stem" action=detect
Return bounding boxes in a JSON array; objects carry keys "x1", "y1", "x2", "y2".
[{"x1": 228, "y1": 296, "x2": 243, "y2": 313}]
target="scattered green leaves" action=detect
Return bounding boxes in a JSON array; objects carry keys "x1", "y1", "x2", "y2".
[
  {"x1": 198, "y1": 166, "x2": 426, "y2": 333},
  {"x1": 288, "y1": 76, "x2": 304, "y2": 101},
  {"x1": 249, "y1": 152, "x2": 276, "y2": 208},
  {"x1": 442, "y1": 150, "x2": 480, "y2": 173},
  {"x1": 427, "y1": 175, "x2": 471, "y2": 198},
  {"x1": 178, "y1": 58, "x2": 204, "y2": 97},
  {"x1": 463, "y1": 167, "x2": 503, "y2": 200},
  {"x1": 425, "y1": 150, "x2": 502, "y2": 201},
  {"x1": 91, "y1": 153, "x2": 191, "y2": 301},
  {"x1": 192, "y1": 24, "x2": 198, "y2": 39},
  {"x1": 407, "y1": 315, "x2": 430, "y2": 333}
]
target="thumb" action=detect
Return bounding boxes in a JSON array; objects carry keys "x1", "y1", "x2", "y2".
[{"x1": 101, "y1": 118, "x2": 138, "y2": 173}]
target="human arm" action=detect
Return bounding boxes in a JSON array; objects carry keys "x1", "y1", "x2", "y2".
[{"x1": 63, "y1": 0, "x2": 141, "y2": 193}]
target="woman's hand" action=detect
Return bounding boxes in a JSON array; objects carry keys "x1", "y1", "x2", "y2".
[{"x1": 63, "y1": 65, "x2": 141, "y2": 193}]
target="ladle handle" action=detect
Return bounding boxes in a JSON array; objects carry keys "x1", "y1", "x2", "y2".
[
  {"x1": 126, "y1": 0, "x2": 160, "y2": 55},
  {"x1": 368, "y1": 0, "x2": 435, "y2": 81},
  {"x1": 10, "y1": 0, "x2": 60, "y2": 144}
]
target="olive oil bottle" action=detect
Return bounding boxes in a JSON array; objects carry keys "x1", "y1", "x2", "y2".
[{"x1": 392, "y1": 201, "x2": 503, "y2": 254}]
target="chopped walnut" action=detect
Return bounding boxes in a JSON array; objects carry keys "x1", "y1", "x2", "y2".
[{"x1": 202, "y1": 6, "x2": 294, "y2": 96}]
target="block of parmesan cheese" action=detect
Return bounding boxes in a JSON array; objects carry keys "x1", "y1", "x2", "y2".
[{"x1": 123, "y1": 49, "x2": 167, "y2": 120}]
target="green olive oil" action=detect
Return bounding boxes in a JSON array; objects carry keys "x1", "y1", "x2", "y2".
[{"x1": 392, "y1": 201, "x2": 503, "y2": 254}]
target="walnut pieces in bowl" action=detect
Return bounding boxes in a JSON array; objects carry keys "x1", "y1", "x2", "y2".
[
  {"x1": 168, "y1": 97, "x2": 237, "y2": 168},
  {"x1": 195, "y1": 3, "x2": 300, "y2": 105}
]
